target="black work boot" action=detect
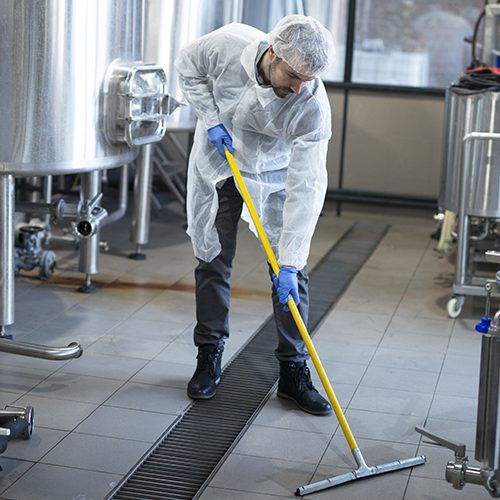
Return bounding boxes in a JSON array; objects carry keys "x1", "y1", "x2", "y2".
[
  {"x1": 187, "y1": 344, "x2": 224, "y2": 399},
  {"x1": 277, "y1": 360, "x2": 332, "y2": 416}
]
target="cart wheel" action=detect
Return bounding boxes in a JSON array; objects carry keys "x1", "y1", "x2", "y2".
[
  {"x1": 447, "y1": 296, "x2": 464, "y2": 319},
  {"x1": 22, "y1": 406, "x2": 34, "y2": 440}
]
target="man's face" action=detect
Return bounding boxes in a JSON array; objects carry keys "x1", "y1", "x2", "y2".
[{"x1": 268, "y1": 57, "x2": 314, "y2": 98}]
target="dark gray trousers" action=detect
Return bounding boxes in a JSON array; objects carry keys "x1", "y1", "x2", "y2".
[{"x1": 193, "y1": 177, "x2": 309, "y2": 362}]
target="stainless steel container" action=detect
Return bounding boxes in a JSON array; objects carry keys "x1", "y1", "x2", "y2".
[
  {"x1": 144, "y1": 0, "x2": 243, "y2": 131},
  {"x1": 0, "y1": 0, "x2": 156, "y2": 175},
  {"x1": 439, "y1": 87, "x2": 500, "y2": 217}
]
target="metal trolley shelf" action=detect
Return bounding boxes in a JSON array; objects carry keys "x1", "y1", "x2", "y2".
[{"x1": 440, "y1": 87, "x2": 500, "y2": 317}]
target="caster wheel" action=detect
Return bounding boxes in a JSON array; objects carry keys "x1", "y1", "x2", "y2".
[{"x1": 447, "y1": 296, "x2": 464, "y2": 319}]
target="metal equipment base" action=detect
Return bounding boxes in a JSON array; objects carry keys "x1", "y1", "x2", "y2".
[{"x1": 0, "y1": 404, "x2": 35, "y2": 461}]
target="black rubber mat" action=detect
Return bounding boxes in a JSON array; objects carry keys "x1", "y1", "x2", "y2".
[{"x1": 109, "y1": 221, "x2": 389, "y2": 500}]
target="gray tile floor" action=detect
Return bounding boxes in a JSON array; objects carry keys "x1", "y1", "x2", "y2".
[{"x1": 0, "y1": 197, "x2": 493, "y2": 500}]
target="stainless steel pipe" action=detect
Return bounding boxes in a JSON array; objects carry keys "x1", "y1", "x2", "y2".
[
  {"x1": 102, "y1": 164, "x2": 129, "y2": 227},
  {"x1": 0, "y1": 338, "x2": 82, "y2": 360},
  {"x1": 130, "y1": 145, "x2": 154, "y2": 256}
]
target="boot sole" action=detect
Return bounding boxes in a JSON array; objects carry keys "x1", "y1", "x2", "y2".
[
  {"x1": 187, "y1": 390, "x2": 215, "y2": 400},
  {"x1": 277, "y1": 391, "x2": 332, "y2": 416}
]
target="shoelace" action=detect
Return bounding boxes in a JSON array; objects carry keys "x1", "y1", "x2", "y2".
[
  {"x1": 295, "y1": 364, "x2": 318, "y2": 393},
  {"x1": 196, "y1": 347, "x2": 223, "y2": 378}
]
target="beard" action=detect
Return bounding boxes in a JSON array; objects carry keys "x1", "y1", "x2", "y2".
[
  {"x1": 268, "y1": 60, "x2": 292, "y2": 98},
  {"x1": 272, "y1": 87, "x2": 292, "y2": 98}
]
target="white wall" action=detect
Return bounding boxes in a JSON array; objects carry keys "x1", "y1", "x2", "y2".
[{"x1": 326, "y1": 88, "x2": 444, "y2": 198}]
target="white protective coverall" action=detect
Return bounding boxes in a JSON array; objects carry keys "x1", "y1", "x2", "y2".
[{"x1": 175, "y1": 23, "x2": 331, "y2": 270}]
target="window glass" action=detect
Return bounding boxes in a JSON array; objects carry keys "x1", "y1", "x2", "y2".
[
  {"x1": 238, "y1": 0, "x2": 348, "y2": 82},
  {"x1": 352, "y1": 0, "x2": 483, "y2": 88},
  {"x1": 303, "y1": 0, "x2": 349, "y2": 82}
]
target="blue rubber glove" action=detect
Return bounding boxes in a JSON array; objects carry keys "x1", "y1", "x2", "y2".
[
  {"x1": 273, "y1": 266, "x2": 300, "y2": 312},
  {"x1": 207, "y1": 124, "x2": 234, "y2": 158}
]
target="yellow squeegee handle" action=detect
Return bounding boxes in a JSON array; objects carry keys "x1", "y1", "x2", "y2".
[{"x1": 224, "y1": 148, "x2": 358, "y2": 451}]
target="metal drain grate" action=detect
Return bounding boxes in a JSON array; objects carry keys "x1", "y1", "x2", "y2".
[{"x1": 109, "y1": 221, "x2": 389, "y2": 500}]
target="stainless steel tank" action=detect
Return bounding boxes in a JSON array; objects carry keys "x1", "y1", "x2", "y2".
[
  {"x1": 144, "y1": 0, "x2": 243, "y2": 131},
  {"x1": 439, "y1": 87, "x2": 500, "y2": 217},
  {"x1": 0, "y1": 0, "x2": 169, "y2": 175}
]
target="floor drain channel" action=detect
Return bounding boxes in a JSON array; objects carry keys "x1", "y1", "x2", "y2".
[{"x1": 109, "y1": 221, "x2": 389, "y2": 500}]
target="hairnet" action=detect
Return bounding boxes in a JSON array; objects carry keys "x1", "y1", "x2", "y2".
[{"x1": 268, "y1": 15, "x2": 333, "y2": 77}]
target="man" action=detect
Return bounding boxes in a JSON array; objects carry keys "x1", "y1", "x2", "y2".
[{"x1": 176, "y1": 15, "x2": 333, "y2": 416}]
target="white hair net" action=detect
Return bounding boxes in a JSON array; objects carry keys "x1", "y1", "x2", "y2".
[{"x1": 268, "y1": 15, "x2": 333, "y2": 77}]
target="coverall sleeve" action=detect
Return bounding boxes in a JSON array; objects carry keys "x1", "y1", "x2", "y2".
[
  {"x1": 278, "y1": 94, "x2": 331, "y2": 270},
  {"x1": 278, "y1": 138, "x2": 328, "y2": 270},
  {"x1": 175, "y1": 35, "x2": 224, "y2": 130}
]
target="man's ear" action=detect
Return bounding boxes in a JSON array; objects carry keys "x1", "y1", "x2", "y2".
[{"x1": 268, "y1": 45, "x2": 277, "y2": 62}]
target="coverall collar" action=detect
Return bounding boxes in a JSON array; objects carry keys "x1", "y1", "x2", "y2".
[
  {"x1": 240, "y1": 40, "x2": 277, "y2": 106},
  {"x1": 240, "y1": 39, "x2": 265, "y2": 83}
]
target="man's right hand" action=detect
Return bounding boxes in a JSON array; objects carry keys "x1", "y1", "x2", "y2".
[
  {"x1": 273, "y1": 266, "x2": 300, "y2": 312},
  {"x1": 207, "y1": 124, "x2": 234, "y2": 158}
]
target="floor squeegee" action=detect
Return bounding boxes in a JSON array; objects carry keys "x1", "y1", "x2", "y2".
[{"x1": 223, "y1": 147, "x2": 426, "y2": 496}]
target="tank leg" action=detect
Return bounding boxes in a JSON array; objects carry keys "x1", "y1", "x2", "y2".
[
  {"x1": 455, "y1": 212, "x2": 470, "y2": 290},
  {"x1": 0, "y1": 175, "x2": 15, "y2": 336},
  {"x1": 41, "y1": 175, "x2": 53, "y2": 227},
  {"x1": 130, "y1": 144, "x2": 153, "y2": 260},
  {"x1": 28, "y1": 176, "x2": 41, "y2": 203},
  {"x1": 78, "y1": 170, "x2": 101, "y2": 293}
]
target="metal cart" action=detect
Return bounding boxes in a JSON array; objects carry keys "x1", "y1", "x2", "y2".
[{"x1": 440, "y1": 87, "x2": 500, "y2": 317}]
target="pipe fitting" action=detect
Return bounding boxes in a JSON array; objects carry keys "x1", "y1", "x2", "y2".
[
  {"x1": 446, "y1": 459, "x2": 483, "y2": 490},
  {"x1": 75, "y1": 206, "x2": 108, "y2": 238},
  {"x1": 489, "y1": 310, "x2": 500, "y2": 334},
  {"x1": 54, "y1": 199, "x2": 82, "y2": 220},
  {"x1": 71, "y1": 192, "x2": 108, "y2": 239},
  {"x1": 485, "y1": 472, "x2": 500, "y2": 497}
]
